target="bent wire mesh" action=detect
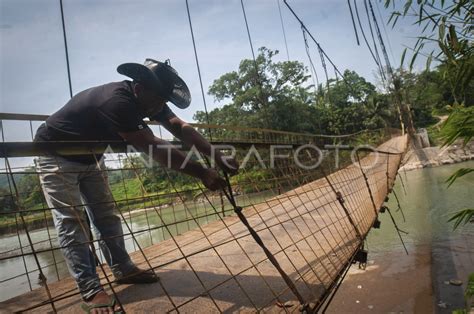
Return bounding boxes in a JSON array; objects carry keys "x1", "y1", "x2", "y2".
[{"x1": 0, "y1": 114, "x2": 407, "y2": 313}]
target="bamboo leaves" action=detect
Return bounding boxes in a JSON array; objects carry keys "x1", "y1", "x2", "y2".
[
  {"x1": 447, "y1": 208, "x2": 474, "y2": 230},
  {"x1": 385, "y1": 0, "x2": 472, "y2": 104},
  {"x1": 445, "y1": 168, "x2": 474, "y2": 188}
]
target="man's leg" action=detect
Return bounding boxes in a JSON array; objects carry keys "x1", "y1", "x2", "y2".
[
  {"x1": 36, "y1": 156, "x2": 102, "y2": 300},
  {"x1": 78, "y1": 160, "x2": 135, "y2": 278},
  {"x1": 79, "y1": 160, "x2": 158, "y2": 284}
]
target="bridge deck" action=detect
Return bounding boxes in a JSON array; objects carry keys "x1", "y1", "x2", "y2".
[{"x1": 1, "y1": 136, "x2": 407, "y2": 313}]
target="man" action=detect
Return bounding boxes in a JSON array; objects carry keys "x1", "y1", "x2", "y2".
[{"x1": 34, "y1": 59, "x2": 238, "y2": 313}]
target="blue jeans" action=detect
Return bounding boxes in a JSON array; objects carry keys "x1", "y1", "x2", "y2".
[{"x1": 36, "y1": 156, "x2": 135, "y2": 300}]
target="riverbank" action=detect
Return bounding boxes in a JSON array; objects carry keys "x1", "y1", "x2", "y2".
[
  {"x1": 327, "y1": 161, "x2": 474, "y2": 313},
  {"x1": 400, "y1": 140, "x2": 474, "y2": 172}
]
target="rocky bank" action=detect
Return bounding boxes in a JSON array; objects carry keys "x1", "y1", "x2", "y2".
[{"x1": 400, "y1": 139, "x2": 474, "y2": 172}]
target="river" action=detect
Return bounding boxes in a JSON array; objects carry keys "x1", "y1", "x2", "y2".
[
  {"x1": 327, "y1": 160, "x2": 474, "y2": 313},
  {"x1": 0, "y1": 190, "x2": 275, "y2": 301}
]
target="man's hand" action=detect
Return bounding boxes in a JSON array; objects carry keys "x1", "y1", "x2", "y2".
[
  {"x1": 216, "y1": 155, "x2": 239, "y2": 176},
  {"x1": 200, "y1": 169, "x2": 227, "y2": 191},
  {"x1": 161, "y1": 118, "x2": 240, "y2": 176}
]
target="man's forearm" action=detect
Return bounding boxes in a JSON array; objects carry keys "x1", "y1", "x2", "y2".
[
  {"x1": 136, "y1": 139, "x2": 207, "y2": 180},
  {"x1": 180, "y1": 124, "x2": 223, "y2": 159}
]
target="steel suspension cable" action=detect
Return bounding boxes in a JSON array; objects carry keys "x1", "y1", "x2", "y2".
[
  {"x1": 59, "y1": 0, "x2": 73, "y2": 98},
  {"x1": 276, "y1": 0, "x2": 290, "y2": 61},
  {"x1": 351, "y1": 0, "x2": 385, "y2": 81},
  {"x1": 374, "y1": 0, "x2": 396, "y2": 65},
  {"x1": 239, "y1": 0, "x2": 273, "y2": 137},
  {"x1": 301, "y1": 27, "x2": 323, "y2": 134},
  {"x1": 301, "y1": 27, "x2": 320, "y2": 90},
  {"x1": 346, "y1": 0, "x2": 361, "y2": 46},
  {"x1": 282, "y1": 1, "x2": 344, "y2": 81},
  {"x1": 185, "y1": 0, "x2": 212, "y2": 140},
  {"x1": 283, "y1": 0, "x2": 359, "y2": 97},
  {"x1": 362, "y1": 0, "x2": 386, "y2": 81},
  {"x1": 367, "y1": 0, "x2": 394, "y2": 79}
]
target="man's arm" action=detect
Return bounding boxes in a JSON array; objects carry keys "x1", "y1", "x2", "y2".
[
  {"x1": 118, "y1": 128, "x2": 225, "y2": 191},
  {"x1": 160, "y1": 116, "x2": 238, "y2": 174}
]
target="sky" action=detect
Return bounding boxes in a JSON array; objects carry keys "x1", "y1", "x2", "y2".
[{"x1": 0, "y1": 0, "x2": 425, "y2": 146}]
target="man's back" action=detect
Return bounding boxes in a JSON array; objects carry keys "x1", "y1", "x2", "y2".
[
  {"x1": 34, "y1": 80, "x2": 158, "y2": 163},
  {"x1": 40, "y1": 81, "x2": 144, "y2": 142}
]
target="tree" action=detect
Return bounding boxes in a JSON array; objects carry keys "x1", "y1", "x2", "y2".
[
  {"x1": 196, "y1": 47, "x2": 397, "y2": 136},
  {"x1": 0, "y1": 187, "x2": 15, "y2": 213},
  {"x1": 386, "y1": 0, "x2": 473, "y2": 105},
  {"x1": 196, "y1": 47, "x2": 317, "y2": 133},
  {"x1": 16, "y1": 168, "x2": 44, "y2": 208},
  {"x1": 391, "y1": 68, "x2": 442, "y2": 127},
  {"x1": 323, "y1": 70, "x2": 396, "y2": 134}
]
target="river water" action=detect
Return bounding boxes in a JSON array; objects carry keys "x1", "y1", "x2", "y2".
[
  {"x1": 367, "y1": 160, "x2": 474, "y2": 254},
  {"x1": 327, "y1": 160, "x2": 474, "y2": 313},
  {"x1": 0, "y1": 190, "x2": 275, "y2": 301},
  {"x1": 1, "y1": 162, "x2": 473, "y2": 303}
]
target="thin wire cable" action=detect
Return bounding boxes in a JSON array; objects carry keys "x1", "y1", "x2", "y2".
[
  {"x1": 239, "y1": 0, "x2": 271, "y2": 129},
  {"x1": 277, "y1": 0, "x2": 290, "y2": 61},
  {"x1": 374, "y1": 0, "x2": 396, "y2": 66},
  {"x1": 367, "y1": 0, "x2": 394, "y2": 79},
  {"x1": 363, "y1": 0, "x2": 386, "y2": 81},
  {"x1": 302, "y1": 27, "x2": 320, "y2": 90},
  {"x1": 185, "y1": 0, "x2": 212, "y2": 140},
  {"x1": 283, "y1": 0, "x2": 358, "y2": 95},
  {"x1": 352, "y1": 0, "x2": 385, "y2": 82},
  {"x1": 59, "y1": 0, "x2": 73, "y2": 98},
  {"x1": 347, "y1": 0, "x2": 361, "y2": 45}
]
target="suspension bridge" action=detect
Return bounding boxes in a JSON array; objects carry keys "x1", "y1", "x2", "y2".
[
  {"x1": 0, "y1": 114, "x2": 407, "y2": 312},
  {"x1": 0, "y1": 0, "x2": 412, "y2": 312}
]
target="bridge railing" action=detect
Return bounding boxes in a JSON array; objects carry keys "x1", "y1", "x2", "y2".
[{"x1": 0, "y1": 112, "x2": 405, "y2": 312}]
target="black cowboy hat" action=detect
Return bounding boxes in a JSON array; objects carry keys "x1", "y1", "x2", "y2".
[{"x1": 117, "y1": 58, "x2": 191, "y2": 109}]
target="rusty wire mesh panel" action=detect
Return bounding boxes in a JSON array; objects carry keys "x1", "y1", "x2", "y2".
[{"x1": 0, "y1": 116, "x2": 406, "y2": 312}]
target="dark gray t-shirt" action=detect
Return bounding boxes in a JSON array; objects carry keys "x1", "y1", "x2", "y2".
[{"x1": 34, "y1": 80, "x2": 175, "y2": 163}]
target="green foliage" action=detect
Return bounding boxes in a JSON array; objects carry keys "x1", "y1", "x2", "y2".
[
  {"x1": 328, "y1": 70, "x2": 376, "y2": 105},
  {"x1": 452, "y1": 272, "x2": 474, "y2": 313},
  {"x1": 445, "y1": 168, "x2": 474, "y2": 188},
  {"x1": 323, "y1": 70, "x2": 396, "y2": 134},
  {"x1": 391, "y1": 68, "x2": 454, "y2": 127},
  {"x1": 109, "y1": 177, "x2": 143, "y2": 200},
  {"x1": 441, "y1": 108, "x2": 474, "y2": 232},
  {"x1": 196, "y1": 47, "x2": 398, "y2": 135},
  {"x1": 467, "y1": 273, "x2": 474, "y2": 299},
  {"x1": 232, "y1": 169, "x2": 274, "y2": 193},
  {"x1": 0, "y1": 169, "x2": 45, "y2": 212},
  {"x1": 199, "y1": 47, "x2": 316, "y2": 133},
  {"x1": 386, "y1": 0, "x2": 473, "y2": 105},
  {"x1": 0, "y1": 187, "x2": 15, "y2": 213},
  {"x1": 440, "y1": 106, "x2": 474, "y2": 146},
  {"x1": 116, "y1": 153, "x2": 199, "y2": 195},
  {"x1": 447, "y1": 208, "x2": 474, "y2": 231},
  {"x1": 16, "y1": 168, "x2": 44, "y2": 208}
]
